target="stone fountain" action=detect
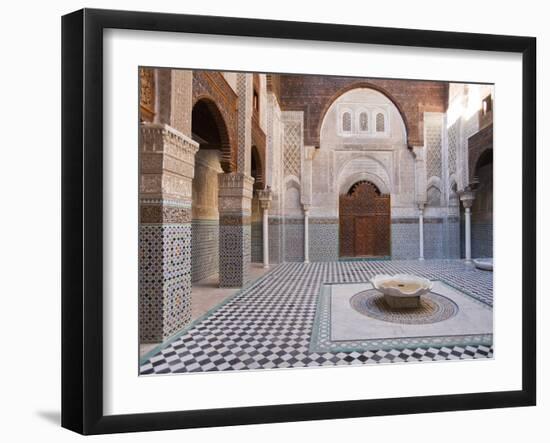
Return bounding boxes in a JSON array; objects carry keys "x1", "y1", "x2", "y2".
[{"x1": 371, "y1": 274, "x2": 433, "y2": 309}]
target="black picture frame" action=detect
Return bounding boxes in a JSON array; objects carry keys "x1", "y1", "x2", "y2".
[{"x1": 61, "y1": 8, "x2": 537, "y2": 435}]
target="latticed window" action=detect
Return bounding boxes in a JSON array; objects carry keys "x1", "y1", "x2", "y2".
[
  {"x1": 359, "y1": 112, "x2": 368, "y2": 131},
  {"x1": 376, "y1": 112, "x2": 385, "y2": 132},
  {"x1": 342, "y1": 112, "x2": 352, "y2": 132}
]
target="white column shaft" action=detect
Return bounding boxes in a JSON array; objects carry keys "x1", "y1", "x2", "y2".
[
  {"x1": 465, "y1": 207, "x2": 472, "y2": 262},
  {"x1": 262, "y1": 208, "x2": 269, "y2": 268},
  {"x1": 419, "y1": 210, "x2": 425, "y2": 260},
  {"x1": 304, "y1": 211, "x2": 310, "y2": 263}
]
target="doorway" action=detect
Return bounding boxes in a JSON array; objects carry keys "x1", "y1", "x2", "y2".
[{"x1": 339, "y1": 181, "x2": 390, "y2": 258}]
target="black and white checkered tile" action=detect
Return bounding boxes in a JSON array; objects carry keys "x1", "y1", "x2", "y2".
[{"x1": 140, "y1": 260, "x2": 493, "y2": 374}]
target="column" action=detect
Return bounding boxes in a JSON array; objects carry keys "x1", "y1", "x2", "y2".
[
  {"x1": 139, "y1": 123, "x2": 199, "y2": 343},
  {"x1": 303, "y1": 204, "x2": 310, "y2": 264},
  {"x1": 459, "y1": 190, "x2": 476, "y2": 263},
  {"x1": 418, "y1": 203, "x2": 425, "y2": 260},
  {"x1": 301, "y1": 146, "x2": 315, "y2": 265},
  {"x1": 218, "y1": 172, "x2": 255, "y2": 287},
  {"x1": 258, "y1": 189, "x2": 273, "y2": 268}
]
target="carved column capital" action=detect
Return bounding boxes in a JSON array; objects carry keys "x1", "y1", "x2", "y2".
[
  {"x1": 458, "y1": 189, "x2": 476, "y2": 209},
  {"x1": 257, "y1": 188, "x2": 273, "y2": 210},
  {"x1": 218, "y1": 172, "x2": 255, "y2": 217},
  {"x1": 139, "y1": 123, "x2": 199, "y2": 203},
  {"x1": 304, "y1": 145, "x2": 317, "y2": 161},
  {"x1": 412, "y1": 145, "x2": 426, "y2": 162}
]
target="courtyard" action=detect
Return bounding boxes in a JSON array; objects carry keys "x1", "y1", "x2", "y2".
[
  {"x1": 140, "y1": 260, "x2": 492, "y2": 374},
  {"x1": 138, "y1": 69, "x2": 494, "y2": 375}
]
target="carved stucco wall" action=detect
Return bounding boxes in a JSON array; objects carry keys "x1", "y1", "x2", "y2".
[{"x1": 315, "y1": 88, "x2": 415, "y2": 219}]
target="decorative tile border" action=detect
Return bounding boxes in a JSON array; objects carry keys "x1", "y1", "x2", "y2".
[
  {"x1": 310, "y1": 281, "x2": 493, "y2": 353},
  {"x1": 140, "y1": 204, "x2": 192, "y2": 224}
]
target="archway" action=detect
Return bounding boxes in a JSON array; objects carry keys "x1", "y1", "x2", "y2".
[
  {"x1": 190, "y1": 98, "x2": 228, "y2": 285},
  {"x1": 339, "y1": 181, "x2": 391, "y2": 258},
  {"x1": 318, "y1": 82, "x2": 411, "y2": 148},
  {"x1": 250, "y1": 145, "x2": 264, "y2": 264},
  {"x1": 191, "y1": 98, "x2": 232, "y2": 173}
]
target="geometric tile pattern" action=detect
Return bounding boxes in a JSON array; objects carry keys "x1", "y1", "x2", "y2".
[
  {"x1": 424, "y1": 222, "x2": 445, "y2": 259},
  {"x1": 443, "y1": 218, "x2": 461, "y2": 259},
  {"x1": 472, "y1": 222, "x2": 493, "y2": 259},
  {"x1": 251, "y1": 221, "x2": 263, "y2": 263},
  {"x1": 391, "y1": 221, "x2": 419, "y2": 259},
  {"x1": 139, "y1": 223, "x2": 192, "y2": 343},
  {"x1": 284, "y1": 220, "x2": 305, "y2": 262},
  {"x1": 311, "y1": 282, "x2": 492, "y2": 353},
  {"x1": 140, "y1": 260, "x2": 493, "y2": 373},
  {"x1": 309, "y1": 222, "x2": 339, "y2": 262},
  {"x1": 191, "y1": 220, "x2": 219, "y2": 283},
  {"x1": 349, "y1": 289, "x2": 459, "y2": 325},
  {"x1": 218, "y1": 223, "x2": 251, "y2": 287}
]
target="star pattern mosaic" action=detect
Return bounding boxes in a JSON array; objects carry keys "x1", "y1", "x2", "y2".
[{"x1": 140, "y1": 260, "x2": 493, "y2": 375}]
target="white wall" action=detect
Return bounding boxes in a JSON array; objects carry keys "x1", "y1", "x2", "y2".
[{"x1": 0, "y1": 0, "x2": 545, "y2": 442}]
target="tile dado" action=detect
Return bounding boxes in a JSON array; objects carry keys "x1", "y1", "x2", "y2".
[
  {"x1": 191, "y1": 220, "x2": 219, "y2": 283},
  {"x1": 472, "y1": 222, "x2": 493, "y2": 258},
  {"x1": 251, "y1": 221, "x2": 263, "y2": 263},
  {"x1": 309, "y1": 224, "x2": 339, "y2": 262},
  {"x1": 139, "y1": 223, "x2": 192, "y2": 343},
  {"x1": 219, "y1": 224, "x2": 251, "y2": 287}
]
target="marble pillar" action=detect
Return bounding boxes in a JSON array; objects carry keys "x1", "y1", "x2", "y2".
[
  {"x1": 303, "y1": 204, "x2": 310, "y2": 264},
  {"x1": 258, "y1": 189, "x2": 273, "y2": 268},
  {"x1": 459, "y1": 189, "x2": 476, "y2": 263},
  {"x1": 418, "y1": 203, "x2": 425, "y2": 261}
]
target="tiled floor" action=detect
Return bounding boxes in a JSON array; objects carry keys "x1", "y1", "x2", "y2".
[
  {"x1": 140, "y1": 260, "x2": 493, "y2": 374},
  {"x1": 139, "y1": 263, "x2": 271, "y2": 358}
]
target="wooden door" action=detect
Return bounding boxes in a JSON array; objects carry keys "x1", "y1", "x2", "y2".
[{"x1": 339, "y1": 181, "x2": 390, "y2": 257}]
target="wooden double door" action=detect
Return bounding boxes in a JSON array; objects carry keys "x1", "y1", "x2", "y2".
[{"x1": 339, "y1": 181, "x2": 390, "y2": 258}]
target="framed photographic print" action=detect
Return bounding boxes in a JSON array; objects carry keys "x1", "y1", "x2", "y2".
[{"x1": 61, "y1": 8, "x2": 536, "y2": 435}]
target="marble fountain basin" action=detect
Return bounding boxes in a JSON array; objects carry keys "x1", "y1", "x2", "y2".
[
  {"x1": 371, "y1": 274, "x2": 434, "y2": 309},
  {"x1": 473, "y1": 258, "x2": 493, "y2": 271}
]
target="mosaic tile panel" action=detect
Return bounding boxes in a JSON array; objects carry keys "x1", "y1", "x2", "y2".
[
  {"x1": 391, "y1": 220, "x2": 419, "y2": 259},
  {"x1": 309, "y1": 222, "x2": 339, "y2": 262},
  {"x1": 472, "y1": 222, "x2": 493, "y2": 258},
  {"x1": 268, "y1": 219, "x2": 283, "y2": 264},
  {"x1": 139, "y1": 223, "x2": 192, "y2": 343},
  {"x1": 350, "y1": 289, "x2": 459, "y2": 325},
  {"x1": 251, "y1": 221, "x2": 263, "y2": 263},
  {"x1": 219, "y1": 223, "x2": 251, "y2": 287},
  {"x1": 140, "y1": 260, "x2": 493, "y2": 374},
  {"x1": 191, "y1": 220, "x2": 219, "y2": 283},
  {"x1": 444, "y1": 219, "x2": 461, "y2": 259},
  {"x1": 424, "y1": 221, "x2": 445, "y2": 259},
  {"x1": 284, "y1": 219, "x2": 304, "y2": 262}
]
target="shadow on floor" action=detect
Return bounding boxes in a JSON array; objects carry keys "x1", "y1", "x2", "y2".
[{"x1": 36, "y1": 410, "x2": 60, "y2": 426}]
